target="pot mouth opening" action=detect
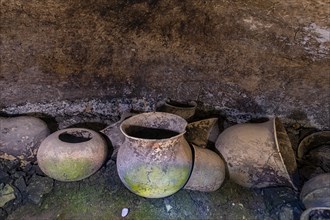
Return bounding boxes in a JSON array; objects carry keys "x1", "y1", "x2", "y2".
[
  {"x1": 59, "y1": 130, "x2": 92, "y2": 143},
  {"x1": 274, "y1": 117, "x2": 298, "y2": 186},
  {"x1": 120, "y1": 112, "x2": 187, "y2": 141},
  {"x1": 124, "y1": 125, "x2": 181, "y2": 140},
  {"x1": 165, "y1": 100, "x2": 197, "y2": 109}
]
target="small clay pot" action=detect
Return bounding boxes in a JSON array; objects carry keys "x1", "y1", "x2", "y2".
[
  {"x1": 37, "y1": 128, "x2": 107, "y2": 181},
  {"x1": 297, "y1": 130, "x2": 330, "y2": 159},
  {"x1": 117, "y1": 112, "x2": 193, "y2": 198},
  {"x1": 184, "y1": 145, "x2": 225, "y2": 192},
  {"x1": 300, "y1": 173, "x2": 330, "y2": 209},
  {"x1": 157, "y1": 99, "x2": 197, "y2": 120},
  {"x1": 0, "y1": 116, "x2": 50, "y2": 163},
  {"x1": 216, "y1": 117, "x2": 297, "y2": 188},
  {"x1": 300, "y1": 173, "x2": 330, "y2": 220},
  {"x1": 300, "y1": 207, "x2": 330, "y2": 220},
  {"x1": 185, "y1": 118, "x2": 220, "y2": 148}
]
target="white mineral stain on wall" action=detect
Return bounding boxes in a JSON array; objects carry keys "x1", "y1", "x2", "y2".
[
  {"x1": 302, "y1": 23, "x2": 330, "y2": 59},
  {"x1": 243, "y1": 17, "x2": 273, "y2": 31}
]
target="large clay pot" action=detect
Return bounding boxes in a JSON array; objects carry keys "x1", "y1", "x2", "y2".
[
  {"x1": 117, "y1": 112, "x2": 193, "y2": 198},
  {"x1": 0, "y1": 116, "x2": 50, "y2": 163},
  {"x1": 216, "y1": 117, "x2": 297, "y2": 188},
  {"x1": 300, "y1": 173, "x2": 330, "y2": 220},
  {"x1": 37, "y1": 128, "x2": 107, "y2": 181},
  {"x1": 157, "y1": 99, "x2": 197, "y2": 120},
  {"x1": 184, "y1": 145, "x2": 225, "y2": 192}
]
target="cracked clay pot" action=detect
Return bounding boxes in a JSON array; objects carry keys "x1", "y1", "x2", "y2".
[
  {"x1": 216, "y1": 118, "x2": 297, "y2": 189},
  {"x1": 37, "y1": 128, "x2": 107, "y2": 181},
  {"x1": 117, "y1": 112, "x2": 193, "y2": 198}
]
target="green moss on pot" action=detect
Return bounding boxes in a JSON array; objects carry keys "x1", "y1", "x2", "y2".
[
  {"x1": 123, "y1": 164, "x2": 191, "y2": 198},
  {"x1": 41, "y1": 158, "x2": 94, "y2": 181}
]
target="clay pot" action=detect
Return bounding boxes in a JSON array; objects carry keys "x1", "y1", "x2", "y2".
[
  {"x1": 300, "y1": 173, "x2": 330, "y2": 220},
  {"x1": 300, "y1": 173, "x2": 330, "y2": 209},
  {"x1": 185, "y1": 118, "x2": 220, "y2": 148},
  {"x1": 157, "y1": 99, "x2": 197, "y2": 120},
  {"x1": 0, "y1": 116, "x2": 50, "y2": 163},
  {"x1": 37, "y1": 128, "x2": 107, "y2": 181},
  {"x1": 184, "y1": 145, "x2": 225, "y2": 192},
  {"x1": 300, "y1": 207, "x2": 330, "y2": 220},
  {"x1": 117, "y1": 112, "x2": 193, "y2": 198},
  {"x1": 297, "y1": 130, "x2": 330, "y2": 159},
  {"x1": 100, "y1": 111, "x2": 136, "y2": 159},
  {"x1": 216, "y1": 117, "x2": 297, "y2": 188}
]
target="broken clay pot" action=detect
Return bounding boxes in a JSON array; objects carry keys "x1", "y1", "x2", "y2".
[
  {"x1": 117, "y1": 112, "x2": 193, "y2": 198},
  {"x1": 216, "y1": 117, "x2": 297, "y2": 189},
  {"x1": 185, "y1": 118, "x2": 220, "y2": 148},
  {"x1": 184, "y1": 145, "x2": 225, "y2": 192},
  {"x1": 37, "y1": 128, "x2": 107, "y2": 181},
  {"x1": 100, "y1": 111, "x2": 136, "y2": 159}
]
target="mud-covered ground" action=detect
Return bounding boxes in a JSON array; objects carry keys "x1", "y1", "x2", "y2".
[{"x1": 2, "y1": 99, "x2": 328, "y2": 220}]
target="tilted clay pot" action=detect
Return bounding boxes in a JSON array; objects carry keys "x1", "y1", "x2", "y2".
[
  {"x1": 216, "y1": 117, "x2": 297, "y2": 188},
  {"x1": 37, "y1": 128, "x2": 107, "y2": 181},
  {"x1": 300, "y1": 173, "x2": 330, "y2": 220},
  {"x1": 0, "y1": 116, "x2": 50, "y2": 163},
  {"x1": 300, "y1": 173, "x2": 330, "y2": 209},
  {"x1": 297, "y1": 130, "x2": 330, "y2": 159},
  {"x1": 157, "y1": 99, "x2": 197, "y2": 120},
  {"x1": 117, "y1": 112, "x2": 193, "y2": 198},
  {"x1": 185, "y1": 118, "x2": 220, "y2": 148},
  {"x1": 184, "y1": 145, "x2": 225, "y2": 192}
]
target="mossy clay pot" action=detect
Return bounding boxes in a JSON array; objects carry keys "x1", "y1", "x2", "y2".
[
  {"x1": 157, "y1": 99, "x2": 197, "y2": 120},
  {"x1": 216, "y1": 117, "x2": 298, "y2": 189},
  {"x1": 184, "y1": 145, "x2": 225, "y2": 192},
  {"x1": 0, "y1": 116, "x2": 50, "y2": 163},
  {"x1": 117, "y1": 112, "x2": 193, "y2": 198},
  {"x1": 37, "y1": 128, "x2": 107, "y2": 181}
]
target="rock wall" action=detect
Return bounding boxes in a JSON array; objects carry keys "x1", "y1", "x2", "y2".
[{"x1": 1, "y1": 0, "x2": 329, "y2": 128}]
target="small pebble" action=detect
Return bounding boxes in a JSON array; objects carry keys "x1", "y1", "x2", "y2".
[
  {"x1": 121, "y1": 208, "x2": 129, "y2": 217},
  {"x1": 165, "y1": 204, "x2": 173, "y2": 212}
]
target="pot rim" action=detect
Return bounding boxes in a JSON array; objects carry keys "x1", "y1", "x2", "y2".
[
  {"x1": 120, "y1": 112, "x2": 187, "y2": 142},
  {"x1": 300, "y1": 207, "x2": 330, "y2": 220},
  {"x1": 55, "y1": 128, "x2": 96, "y2": 145},
  {"x1": 164, "y1": 99, "x2": 197, "y2": 110},
  {"x1": 273, "y1": 117, "x2": 298, "y2": 189}
]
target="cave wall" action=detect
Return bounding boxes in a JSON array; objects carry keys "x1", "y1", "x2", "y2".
[{"x1": 0, "y1": 0, "x2": 329, "y2": 128}]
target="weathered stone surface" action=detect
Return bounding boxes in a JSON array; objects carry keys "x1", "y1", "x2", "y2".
[
  {"x1": 0, "y1": 0, "x2": 329, "y2": 129},
  {"x1": 26, "y1": 175, "x2": 54, "y2": 205}
]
